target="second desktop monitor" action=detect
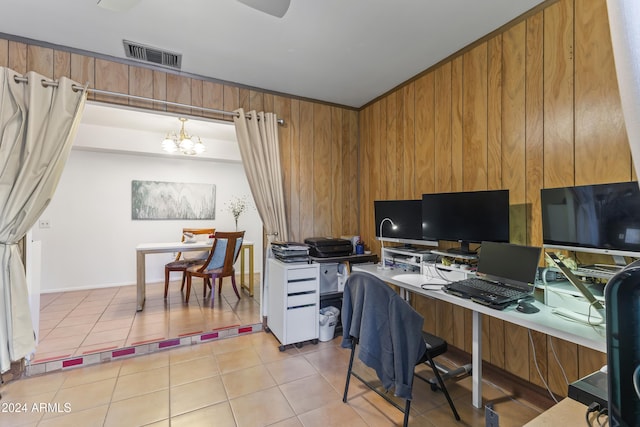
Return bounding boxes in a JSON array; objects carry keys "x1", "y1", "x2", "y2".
[{"x1": 421, "y1": 189, "x2": 510, "y2": 255}]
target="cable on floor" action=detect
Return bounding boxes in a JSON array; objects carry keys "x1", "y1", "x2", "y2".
[
  {"x1": 549, "y1": 337, "x2": 570, "y2": 386},
  {"x1": 528, "y1": 329, "x2": 559, "y2": 404}
]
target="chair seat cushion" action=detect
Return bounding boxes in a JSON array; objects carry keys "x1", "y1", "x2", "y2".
[
  {"x1": 166, "y1": 259, "x2": 201, "y2": 269},
  {"x1": 422, "y1": 331, "x2": 447, "y2": 357},
  {"x1": 187, "y1": 265, "x2": 234, "y2": 276}
]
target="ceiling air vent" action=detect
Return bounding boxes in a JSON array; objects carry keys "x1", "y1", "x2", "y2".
[{"x1": 123, "y1": 40, "x2": 182, "y2": 70}]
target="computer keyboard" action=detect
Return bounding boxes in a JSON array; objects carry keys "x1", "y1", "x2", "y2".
[{"x1": 448, "y1": 278, "x2": 526, "y2": 299}]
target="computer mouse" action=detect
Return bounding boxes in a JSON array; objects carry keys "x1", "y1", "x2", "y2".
[{"x1": 516, "y1": 301, "x2": 540, "y2": 314}]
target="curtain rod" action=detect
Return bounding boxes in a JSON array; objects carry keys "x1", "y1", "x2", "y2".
[{"x1": 12, "y1": 75, "x2": 285, "y2": 125}]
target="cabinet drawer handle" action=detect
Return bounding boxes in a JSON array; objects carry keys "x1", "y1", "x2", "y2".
[
  {"x1": 288, "y1": 290, "x2": 316, "y2": 297},
  {"x1": 287, "y1": 303, "x2": 316, "y2": 310},
  {"x1": 289, "y1": 278, "x2": 316, "y2": 283}
]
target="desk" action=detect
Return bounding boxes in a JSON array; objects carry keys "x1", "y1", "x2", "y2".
[
  {"x1": 136, "y1": 241, "x2": 212, "y2": 311},
  {"x1": 352, "y1": 264, "x2": 606, "y2": 409},
  {"x1": 524, "y1": 398, "x2": 587, "y2": 426},
  {"x1": 239, "y1": 242, "x2": 254, "y2": 296}
]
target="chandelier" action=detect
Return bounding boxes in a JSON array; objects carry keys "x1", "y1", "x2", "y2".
[{"x1": 161, "y1": 118, "x2": 205, "y2": 155}]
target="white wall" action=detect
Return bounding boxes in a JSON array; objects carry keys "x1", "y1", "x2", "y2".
[{"x1": 32, "y1": 149, "x2": 263, "y2": 293}]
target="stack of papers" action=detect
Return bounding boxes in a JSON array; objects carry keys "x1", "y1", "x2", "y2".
[{"x1": 272, "y1": 242, "x2": 310, "y2": 263}]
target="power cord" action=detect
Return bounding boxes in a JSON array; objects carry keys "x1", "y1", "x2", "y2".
[
  {"x1": 424, "y1": 258, "x2": 454, "y2": 283},
  {"x1": 528, "y1": 329, "x2": 559, "y2": 404},
  {"x1": 549, "y1": 337, "x2": 570, "y2": 386},
  {"x1": 584, "y1": 402, "x2": 609, "y2": 427},
  {"x1": 546, "y1": 286, "x2": 606, "y2": 327},
  {"x1": 585, "y1": 402, "x2": 600, "y2": 426},
  {"x1": 596, "y1": 407, "x2": 608, "y2": 427}
]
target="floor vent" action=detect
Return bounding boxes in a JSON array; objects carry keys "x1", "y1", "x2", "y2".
[{"x1": 123, "y1": 40, "x2": 182, "y2": 69}]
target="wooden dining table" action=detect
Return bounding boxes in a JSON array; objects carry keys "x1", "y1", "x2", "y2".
[{"x1": 135, "y1": 240, "x2": 255, "y2": 311}]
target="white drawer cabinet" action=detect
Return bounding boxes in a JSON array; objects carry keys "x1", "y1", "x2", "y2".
[{"x1": 267, "y1": 258, "x2": 320, "y2": 351}]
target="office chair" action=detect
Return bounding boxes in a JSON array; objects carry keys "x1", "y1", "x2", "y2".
[
  {"x1": 341, "y1": 272, "x2": 462, "y2": 426},
  {"x1": 164, "y1": 228, "x2": 214, "y2": 299},
  {"x1": 185, "y1": 231, "x2": 244, "y2": 306}
]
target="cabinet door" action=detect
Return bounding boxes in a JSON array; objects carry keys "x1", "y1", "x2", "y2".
[{"x1": 285, "y1": 305, "x2": 318, "y2": 343}]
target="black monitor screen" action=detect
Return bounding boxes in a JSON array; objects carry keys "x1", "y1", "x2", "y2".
[
  {"x1": 540, "y1": 181, "x2": 640, "y2": 256},
  {"x1": 374, "y1": 200, "x2": 424, "y2": 242},
  {"x1": 421, "y1": 190, "x2": 510, "y2": 253}
]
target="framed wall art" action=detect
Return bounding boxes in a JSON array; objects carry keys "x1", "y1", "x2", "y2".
[{"x1": 131, "y1": 180, "x2": 216, "y2": 220}]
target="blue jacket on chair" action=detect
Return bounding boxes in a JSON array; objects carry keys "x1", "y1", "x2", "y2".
[{"x1": 341, "y1": 272, "x2": 427, "y2": 399}]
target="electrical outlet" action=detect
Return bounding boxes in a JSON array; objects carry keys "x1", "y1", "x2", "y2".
[
  {"x1": 485, "y1": 405, "x2": 499, "y2": 427},
  {"x1": 39, "y1": 219, "x2": 51, "y2": 229}
]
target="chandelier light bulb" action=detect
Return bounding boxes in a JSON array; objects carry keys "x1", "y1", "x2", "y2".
[
  {"x1": 161, "y1": 133, "x2": 177, "y2": 152},
  {"x1": 179, "y1": 137, "x2": 194, "y2": 151},
  {"x1": 193, "y1": 137, "x2": 206, "y2": 154},
  {"x1": 161, "y1": 118, "x2": 205, "y2": 156}
]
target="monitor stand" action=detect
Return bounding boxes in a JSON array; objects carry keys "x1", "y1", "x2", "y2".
[
  {"x1": 430, "y1": 241, "x2": 480, "y2": 260},
  {"x1": 447, "y1": 241, "x2": 476, "y2": 256}
]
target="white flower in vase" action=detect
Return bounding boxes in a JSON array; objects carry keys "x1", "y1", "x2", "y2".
[{"x1": 226, "y1": 195, "x2": 250, "y2": 231}]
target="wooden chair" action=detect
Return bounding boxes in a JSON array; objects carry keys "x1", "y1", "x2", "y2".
[
  {"x1": 185, "y1": 231, "x2": 245, "y2": 306},
  {"x1": 164, "y1": 227, "x2": 214, "y2": 299}
]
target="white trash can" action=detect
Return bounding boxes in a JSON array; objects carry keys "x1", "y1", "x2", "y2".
[{"x1": 319, "y1": 306, "x2": 340, "y2": 342}]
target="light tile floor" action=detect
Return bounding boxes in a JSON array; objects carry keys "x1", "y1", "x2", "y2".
[
  {"x1": 3, "y1": 274, "x2": 553, "y2": 426},
  {"x1": 1, "y1": 332, "x2": 547, "y2": 427},
  {"x1": 34, "y1": 275, "x2": 261, "y2": 364}
]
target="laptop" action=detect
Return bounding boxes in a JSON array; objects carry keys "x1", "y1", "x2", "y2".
[{"x1": 442, "y1": 241, "x2": 542, "y2": 310}]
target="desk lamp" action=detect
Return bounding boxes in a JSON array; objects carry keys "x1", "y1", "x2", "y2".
[{"x1": 379, "y1": 217, "x2": 397, "y2": 270}]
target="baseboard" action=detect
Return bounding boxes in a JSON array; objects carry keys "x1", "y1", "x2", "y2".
[{"x1": 26, "y1": 322, "x2": 263, "y2": 376}]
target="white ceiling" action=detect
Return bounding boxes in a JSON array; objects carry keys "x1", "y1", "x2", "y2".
[
  {"x1": 76, "y1": 102, "x2": 241, "y2": 161},
  {"x1": 1, "y1": 0, "x2": 546, "y2": 108}
]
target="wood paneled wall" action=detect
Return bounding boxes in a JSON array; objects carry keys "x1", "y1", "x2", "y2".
[
  {"x1": 359, "y1": 0, "x2": 625, "y2": 396},
  {"x1": 0, "y1": 37, "x2": 359, "y2": 245}
]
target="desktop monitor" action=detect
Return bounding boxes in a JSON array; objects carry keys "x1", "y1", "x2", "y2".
[
  {"x1": 421, "y1": 189, "x2": 510, "y2": 254},
  {"x1": 374, "y1": 199, "x2": 435, "y2": 246},
  {"x1": 540, "y1": 181, "x2": 640, "y2": 259}
]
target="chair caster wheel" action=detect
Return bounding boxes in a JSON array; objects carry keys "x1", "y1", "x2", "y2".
[{"x1": 430, "y1": 383, "x2": 439, "y2": 392}]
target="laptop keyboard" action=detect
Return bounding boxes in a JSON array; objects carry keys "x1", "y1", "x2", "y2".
[{"x1": 447, "y1": 277, "x2": 527, "y2": 299}]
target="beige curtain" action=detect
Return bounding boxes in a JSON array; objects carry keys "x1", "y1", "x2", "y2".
[
  {"x1": 234, "y1": 108, "x2": 288, "y2": 318},
  {"x1": 233, "y1": 108, "x2": 289, "y2": 242},
  {"x1": 606, "y1": 0, "x2": 640, "y2": 176},
  {"x1": 0, "y1": 68, "x2": 87, "y2": 373}
]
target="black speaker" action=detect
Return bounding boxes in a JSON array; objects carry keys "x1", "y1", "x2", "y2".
[{"x1": 605, "y1": 259, "x2": 640, "y2": 426}]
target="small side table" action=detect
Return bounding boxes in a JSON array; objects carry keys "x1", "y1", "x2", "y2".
[{"x1": 240, "y1": 241, "x2": 254, "y2": 296}]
